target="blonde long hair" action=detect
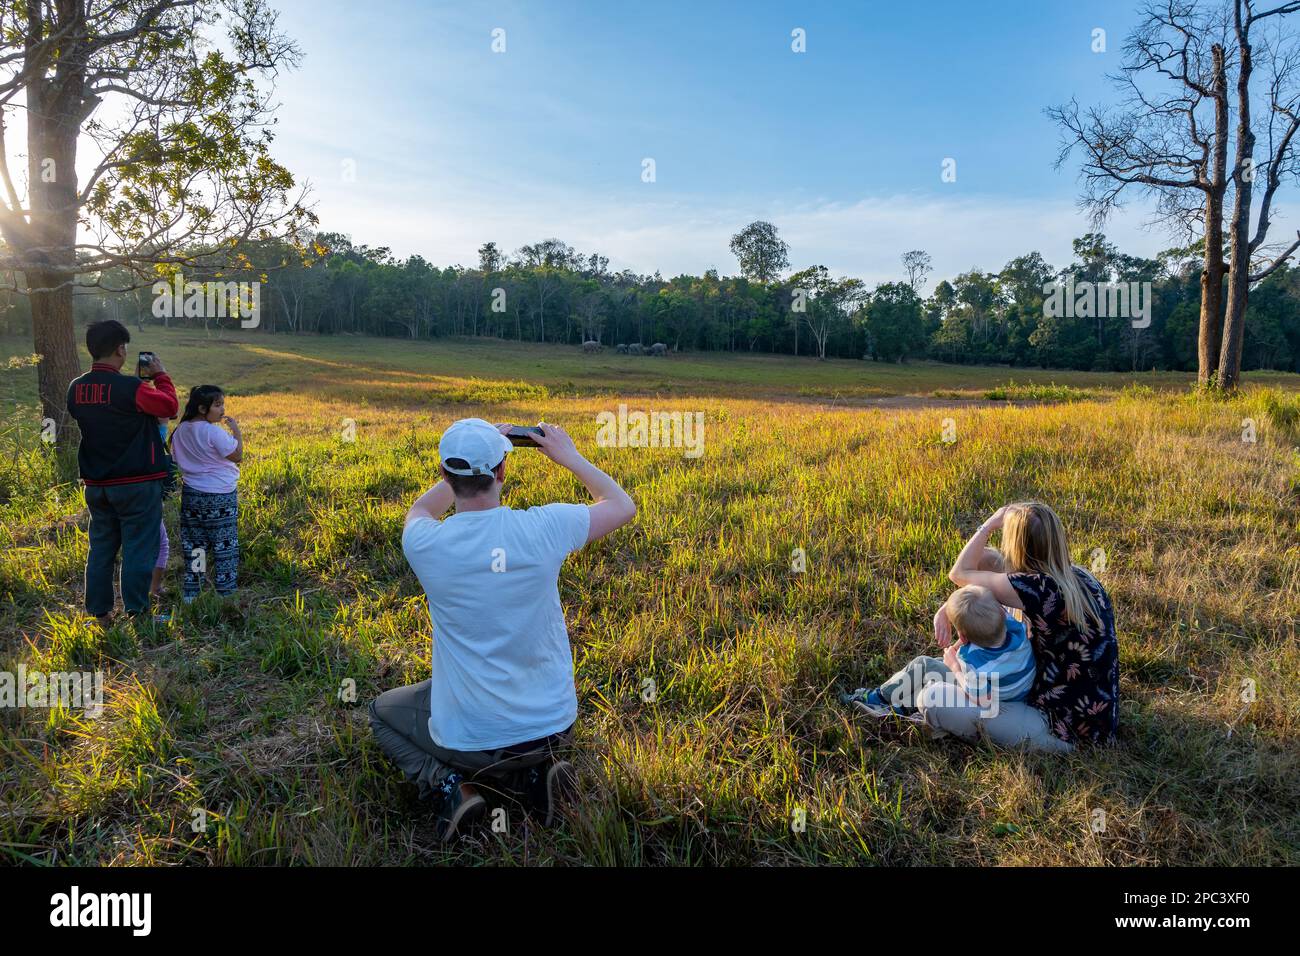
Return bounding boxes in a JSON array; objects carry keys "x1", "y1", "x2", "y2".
[{"x1": 1000, "y1": 501, "x2": 1102, "y2": 630}]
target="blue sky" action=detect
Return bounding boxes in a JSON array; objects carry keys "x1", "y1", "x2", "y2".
[{"x1": 265, "y1": 0, "x2": 1191, "y2": 285}]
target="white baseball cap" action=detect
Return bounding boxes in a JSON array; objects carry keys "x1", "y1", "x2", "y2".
[{"x1": 439, "y1": 418, "x2": 512, "y2": 477}]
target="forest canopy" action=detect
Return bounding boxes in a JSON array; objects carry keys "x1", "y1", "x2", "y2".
[{"x1": 5, "y1": 228, "x2": 1298, "y2": 374}]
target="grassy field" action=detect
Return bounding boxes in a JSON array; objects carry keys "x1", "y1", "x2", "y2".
[
  {"x1": 1, "y1": 329, "x2": 1298, "y2": 865},
  {"x1": 6, "y1": 328, "x2": 1299, "y2": 407}
]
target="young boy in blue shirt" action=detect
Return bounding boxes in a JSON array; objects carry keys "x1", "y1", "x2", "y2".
[{"x1": 846, "y1": 549, "x2": 1035, "y2": 717}]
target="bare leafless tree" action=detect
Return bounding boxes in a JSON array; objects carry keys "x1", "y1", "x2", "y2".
[
  {"x1": 901, "y1": 249, "x2": 933, "y2": 291},
  {"x1": 1220, "y1": 0, "x2": 1300, "y2": 387},
  {"x1": 1051, "y1": 0, "x2": 1300, "y2": 389}
]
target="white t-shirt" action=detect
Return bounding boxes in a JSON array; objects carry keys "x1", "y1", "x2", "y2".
[
  {"x1": 171, "y1": 420, "x2": 240, "y2": 494},
  {"x1": 402, "y1": 502, "x2": 591, "y2": 751}
]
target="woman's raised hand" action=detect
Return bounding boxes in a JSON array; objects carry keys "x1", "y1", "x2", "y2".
[{"x1": 983, "y1": 505, "x2": 1009, "y2": 531}]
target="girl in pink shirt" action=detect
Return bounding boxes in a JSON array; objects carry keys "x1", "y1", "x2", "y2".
[{"x1": 169, "y1": 386, "x2": 244, "y2": 602}]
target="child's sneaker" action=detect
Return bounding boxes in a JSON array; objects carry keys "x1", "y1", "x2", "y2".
[{"x1": 842, "y1": 687, "x2": 916, "y2": 718}]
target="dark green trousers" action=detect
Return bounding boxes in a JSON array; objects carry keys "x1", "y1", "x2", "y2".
[
  {"x1": 84, "y1": 480, "x2": 163, "y2": 617},
  {"x1": 368, "y1": 679, "x2": 572, "y2": 800}
]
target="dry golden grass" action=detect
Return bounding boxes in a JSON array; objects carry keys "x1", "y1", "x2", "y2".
[{"x1": 0, "y1": 332, "x2": 1297, "y2": 865}]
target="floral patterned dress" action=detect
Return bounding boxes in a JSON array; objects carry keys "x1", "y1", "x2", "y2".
[{"x1": 1008, "y1": 567, "x2": 1120, "y2": 745}]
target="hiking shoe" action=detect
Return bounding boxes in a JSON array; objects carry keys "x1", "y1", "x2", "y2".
[
  {"x1": 525, "y1": 759, "x2": 578, "y2": 827},
  {"x1": 435, "y1": 779, "x2": 487, "y2": 842},
  {"x1": 842, "y1": 687, "x2": 917, "y2": 718}
]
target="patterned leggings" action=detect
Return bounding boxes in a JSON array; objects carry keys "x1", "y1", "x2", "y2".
[{"x1": 180, "y1": 488, "x2": 239, "y2": 601}]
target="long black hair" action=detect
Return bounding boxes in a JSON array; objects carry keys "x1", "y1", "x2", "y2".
[{"x1": 168, "y1": 385, "x2": 225, "y2": 447}]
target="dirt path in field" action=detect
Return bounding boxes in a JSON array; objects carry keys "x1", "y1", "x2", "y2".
[
  {"x1": 827, "y1": 394, "x2": 1005, "y2": 410},
  {"x1": 779, "y1": 393, "x2": 1017, "y2": 411}
]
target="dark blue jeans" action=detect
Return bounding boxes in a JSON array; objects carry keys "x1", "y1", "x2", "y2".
[{"x1": 84, "y1": 480, "x2": 163, "y2": 617}]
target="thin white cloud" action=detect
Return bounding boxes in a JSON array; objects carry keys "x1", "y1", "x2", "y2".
[{"x1": 311, "y1": 174, "x2": 1225, "y2": 285}]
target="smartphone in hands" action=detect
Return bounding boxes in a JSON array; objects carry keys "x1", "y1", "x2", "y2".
[
  {"x1": 506, "y1": 425, "x2": 544, "y2": 447},
  {"x1": 137, "y1": 352, "x2": 157, "y2": 379}
]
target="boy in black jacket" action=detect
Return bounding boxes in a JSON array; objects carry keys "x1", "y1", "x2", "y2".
[{"x1": 66, "y1": 321, "x2": 179, "y2": 624}]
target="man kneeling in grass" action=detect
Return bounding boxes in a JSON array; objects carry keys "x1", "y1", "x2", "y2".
[{"x1": 369, "y1": 418, "x2": 636, "y2": 841}]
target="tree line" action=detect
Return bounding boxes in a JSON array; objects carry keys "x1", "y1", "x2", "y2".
[{"x1": 3, "y1": 225, "x2": 1297, "y2": 374}]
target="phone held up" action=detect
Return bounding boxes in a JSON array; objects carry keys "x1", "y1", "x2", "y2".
[
  {"x1": 136, "y1": 351, "x2": 157, "y2": 380},
  {"x1": 506, "y1": 425, "x2": 545, "y2": 447}
]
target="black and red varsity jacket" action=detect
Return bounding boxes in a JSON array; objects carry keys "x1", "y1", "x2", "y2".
[{"x1": 66, "y1": 363, "x2": 180, "y2": 486}]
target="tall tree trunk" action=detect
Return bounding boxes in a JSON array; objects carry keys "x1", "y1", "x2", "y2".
[
  {"x1": 1200, "y1": 197, "x2": 1226, "y2": 386},
  {"x1": 1219, "y1": 7, "x2": 1254, "y2": 391},
  {"x1": 1198, "y1": 44, "x2": 1230, "y2": 387},
  {"x1": 30, "y1": 268, "x2": 81, "y2": 440},
  {"x1": 26, "y1": 85, "x2": 83, "y2": 445}
]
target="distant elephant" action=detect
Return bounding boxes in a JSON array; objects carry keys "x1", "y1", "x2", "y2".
[
  {"x1": 615, "y1": 343, "x2": 629, "y2": 354},
  {"x1": 628, "y1": 343, "x2": 644, "y2": 355},
  {"x1": 650, "y1": 343, "x2": 668, "y2": 356},
  {"x1": 582, "y1": 340, "x2": 602, "y2": 353}
]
